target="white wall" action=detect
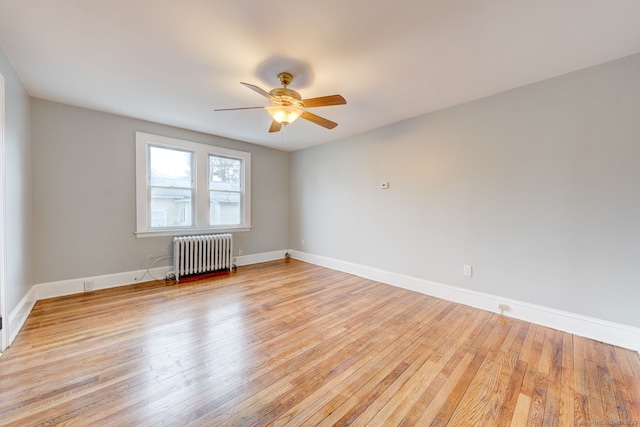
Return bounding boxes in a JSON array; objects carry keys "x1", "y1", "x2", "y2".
[
  {"x1": 31, "y1": 99, "x2": 289, "y2": 284},
  {"x1": 290, "y1": 53, "x2": 640, "y2": 328},
  {"x1": 0, "y1": 48, "x2": 33, "y2": 315}
]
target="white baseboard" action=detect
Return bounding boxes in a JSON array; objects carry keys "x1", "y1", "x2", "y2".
[
  {"x1": 8, "y1": 287, "x2": 37, "y2": 345},
  {"x1": 289, "y1": 250, "x2": 640, "y2": 353},
  {"x1": 32, "y1": 266, "x2": 174, "y2": 301},
  {"x1": 235, "y1": 250, "x2": 288, "y2": 267}
]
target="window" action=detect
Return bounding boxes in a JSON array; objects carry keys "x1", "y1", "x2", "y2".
[
  {"x1": 209, "y1": 155, "x2": 242, "y2": 226},
  {"x1": 136, "y1": 132, "x2": 251, "y2": 236},
  {"x1": 149, "y1": 145, "x2": 193, "y2": 228}
]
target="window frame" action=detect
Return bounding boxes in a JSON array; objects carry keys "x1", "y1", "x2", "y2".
[{"x1": 135, "y1": 132, "x2": 251, "y2": 237}]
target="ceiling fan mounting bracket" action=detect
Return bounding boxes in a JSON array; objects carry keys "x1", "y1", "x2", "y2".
[{"x1": 277, "y1": 72, "x2": 293, "y2": 87}]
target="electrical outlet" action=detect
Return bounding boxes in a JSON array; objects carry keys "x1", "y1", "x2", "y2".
[
  {"x1": 238, "y1": 249, "x2": 243, "y2": 256},
  {"x1": 83, "y1": 280, "x2": 94, "y2": 292},
  {"x1": 301, "y1": 239, "x2": 305, "y2": 246},
  {"x1": 498, "y1": 304, "x2": 509, "y2": 312},
  {"x1": 463, "y1": 265, "x2": 473, "y2": 277}
]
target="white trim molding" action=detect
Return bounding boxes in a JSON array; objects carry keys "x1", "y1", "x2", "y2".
[
  {"x1": 32, "y1": 266, "x2": 174, "y2": 301},
  {"x1": 8, "y1": 287, "x2": 36, "y2": 345},
  {"x1": 0, "y1": 72, "x2": 7, "y2": 353},
  {"x1": 289, "y1": 250, "x2": 640, "y2": 353},
  {"x1": 235, "y1": 250, "x2": 289, "y2": 267}
]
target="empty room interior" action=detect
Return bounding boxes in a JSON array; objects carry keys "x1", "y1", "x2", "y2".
[{"x1": 1, "y1": 1, "x2": 639, "y2": 425}]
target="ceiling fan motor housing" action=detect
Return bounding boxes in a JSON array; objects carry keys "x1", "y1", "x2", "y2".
[{"x1": 269, "y1": 87, "x2": 302, "y2": 108}]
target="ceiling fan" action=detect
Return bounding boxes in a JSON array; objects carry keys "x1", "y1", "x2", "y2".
[{"x1": 215, "y1": 72, "x2": 346, "y2": 133}]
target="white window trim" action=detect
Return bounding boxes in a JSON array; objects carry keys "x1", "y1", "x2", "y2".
[
  {"x1": 135, "y1": 132, "x2": 251, "y2": 237},
  {"x1": 0, "y1": 73, "x2": 8, "y2": 352}
]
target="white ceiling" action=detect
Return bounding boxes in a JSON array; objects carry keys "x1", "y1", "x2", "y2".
[{"x1": 1, "y1": 1, "x2": 639, "y2": 151}]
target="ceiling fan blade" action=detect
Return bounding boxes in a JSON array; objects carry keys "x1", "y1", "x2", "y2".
[
  {"x1": 301, "y1": 95, "x2": 346, "y2": 108},
  {"x1": 300, "y1": 110, "x2": 338, "y2": 129},
  {"x1": 240, "y1": 82, "x2": 275, "y2": 99},
  {"x1": 268, "y1": 120, "x2": 282, "y2": 133},
  {"x1": 214, "y1": 106, "x2": 266, "y2": 111}
]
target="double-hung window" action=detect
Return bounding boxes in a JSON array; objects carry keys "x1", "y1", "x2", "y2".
[{"x1": 135, "y1": 132, "x2": 251, "y2": 236}]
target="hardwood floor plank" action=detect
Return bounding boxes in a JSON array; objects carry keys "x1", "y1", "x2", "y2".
[
  {"x1": 541, "y1": 329, "x2": 564, "y2": 426},
  {"x1": 510, "y1": 393, "x2": 532, "y2": 427},
  {"x1": 496, "y1": 358, "x2": 528, "y2": 426},
  {"x1": 585, "y1": 359, "x2": 607, "y2": 422},
  {"x1": 489, "y1": 321, "x2": 531, "y2": 425},
  {"x1": 558, "y1": 332, "x2": 575, "y2": 426},
  {"x1": 0, "y1": 259, "x2": 638, "y2": 426},
  {"x1": 526, "y1": 374, "x2": 548, "y2": 426},
  {"x1": 610, "y1": 349, "x2": 640, "y2": 423},
  {"x1": 509, "y1": 325, "x2": 545, "y2": 425}
]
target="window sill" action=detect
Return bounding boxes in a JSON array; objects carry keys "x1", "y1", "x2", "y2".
[{"x1": 135, "y1": 226, "x2": 252, "y2": 238}]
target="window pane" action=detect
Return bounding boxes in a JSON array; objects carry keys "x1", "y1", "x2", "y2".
[
  {"x1": 150, "y1": 188, "x2": 192, "y2": 227},
  {"x1": 150, "y1": 146, "x2": 192, "y2": 188},
  {"x1": 210, "y1": 191, "x2": 240, "y2": 225},
  {"x1": 209, "y1": 156, "x2": 240, "y2": 191}
]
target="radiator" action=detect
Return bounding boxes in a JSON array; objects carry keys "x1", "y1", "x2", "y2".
[{"x1": 173, "y1": 234, "x2": 233, "y2": 282}]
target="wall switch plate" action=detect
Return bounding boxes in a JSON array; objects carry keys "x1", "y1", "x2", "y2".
[{"x1": 463, "y1": 265, "x2": 472, "y2": 277}]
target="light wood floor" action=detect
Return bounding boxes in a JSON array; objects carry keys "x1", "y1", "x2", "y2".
[{"x1": 1, "y1": 260, "x2": 639, "y2": 426}]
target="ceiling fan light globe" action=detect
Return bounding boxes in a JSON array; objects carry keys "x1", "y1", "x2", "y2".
[{"x1": 267, "y1": 106, "x2": 302, "y2": 125}]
